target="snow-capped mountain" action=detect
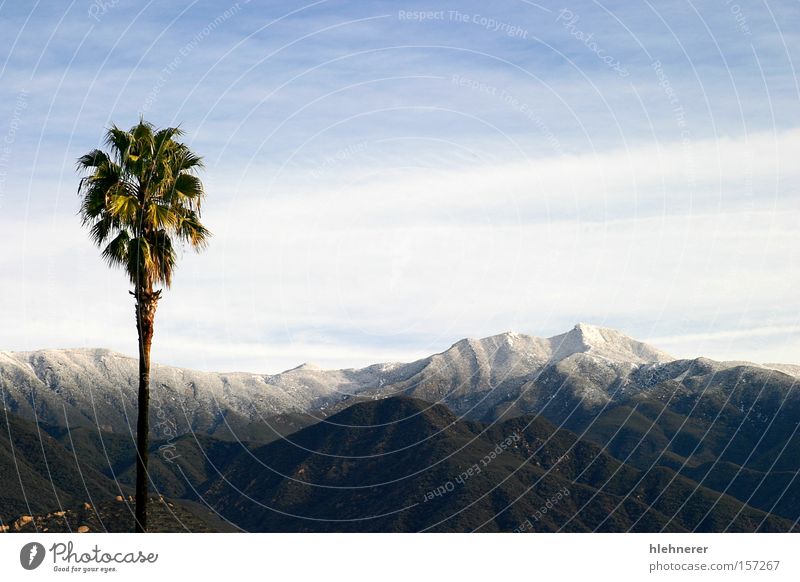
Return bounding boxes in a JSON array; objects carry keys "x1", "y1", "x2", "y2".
[
  {"x1": 0, "y1": 323, "x2": 795, "y2": 439},
  {"x1": 0, "y1": 347, "x2": 401, "y2": 440}
]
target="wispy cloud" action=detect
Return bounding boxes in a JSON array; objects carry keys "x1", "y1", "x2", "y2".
[{"x1": 1, "y1": 0, "x2": 798, "y2": 371}]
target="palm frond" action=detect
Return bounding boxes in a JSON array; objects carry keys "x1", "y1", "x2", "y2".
[
  {"x1": 105, "y1": 126, "x2": 132, "y2": 162},
  {"x1": 176, "y1": 148, "x2": 204, "y2": 172},
  {"x1": 146, "y1": 201, "x2": 177, "y2": 229},
  {"x1": 150, "y1": 229, "x2": 177, "y2": 286},
  {"x1": 129, "y1": 120, "x2": 155, "y2": 162},
  {"x1": 101, "y1": 230, "x2": 130, "y2": 269},
  {"x1": 177, "y1": 210, "x2": 212, "y2": 250},
  {"x1": 76, "y1": 149, "x2": 110, "y2": 170},
  {"x1": 126, "y1": 236, "x2": 153, "y2": 286},
  {"x1": 169, "y1": 173, "x2": 205, "y2": 207},
  {"x1": 153, "y1": 127, "x2": 183, "y2": 157},
  {"x1": 78, "y1": 119, "x2": 211, "y2": 289},
  {"x1": 89, "y1": 214, "x2": 120, "y2": 245},
  {"x1": 108, "y1": 191, "x2": 140, "y2": 222}
]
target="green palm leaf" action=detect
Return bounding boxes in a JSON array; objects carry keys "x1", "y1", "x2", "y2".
[{"x1": 78, "y1": 119, "x2": 211, "y2": 288}]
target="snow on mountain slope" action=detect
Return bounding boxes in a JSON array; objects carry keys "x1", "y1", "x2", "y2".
[
  {"x1": 549, "y1": 323, "x2": 674, "y2": 364},
  {"x1": 0, "y1": 324, "x2": 791, "y2": 436},
  {"x1": 0, "y1": 346, "x2": 425, "y2": 438},
  {"x1": 362, "y1": 324, "x2": 676, "y2": 414},
  {"x1": 763, "y1": 363, "x2": 800, "y2": 379},
  {"x1": 0, "y1": 348, "x2": 341, "y2": 439}
]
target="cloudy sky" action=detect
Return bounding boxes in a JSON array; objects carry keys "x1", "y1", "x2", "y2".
[{"x1": 0, "y1": 0, "x2": 798, "y2": 372}]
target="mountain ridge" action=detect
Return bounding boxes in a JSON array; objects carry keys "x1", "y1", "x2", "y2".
[
  {"x1": 1, "y1": 324, "x2": 796, "y2": 441},
  {"x1": 3, "y1": 322, "x2": 793, "y2": 374}
]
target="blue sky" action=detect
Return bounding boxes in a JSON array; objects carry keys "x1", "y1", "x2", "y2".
[{"x1": 1, "y1": 0, "x2": 798, "y2": 371}]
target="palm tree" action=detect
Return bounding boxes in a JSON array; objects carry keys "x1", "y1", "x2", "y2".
[{"x1": 77, "y1": 119, "x2": 210, "y2": 532}]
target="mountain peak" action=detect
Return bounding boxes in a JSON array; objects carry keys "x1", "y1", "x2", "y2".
[
  {"x1": 549, "y1": 323, "x2": 673, "y2": 364},
  {"x1": 285, "y1": 362, "x2": 323, "y2": 373},
  {"x1": 437, "y1": 324, "x2": 673, "y2": 375}
]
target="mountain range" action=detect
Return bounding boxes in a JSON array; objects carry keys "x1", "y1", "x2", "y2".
[
  {"x1": 1, "y1": 323, "x2": 798, "y2": 532},
  {"x1": 3, "y1": 323, "x2": 795, "y2": 438}
]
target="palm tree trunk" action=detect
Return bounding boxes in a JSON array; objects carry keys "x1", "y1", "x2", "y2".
[{"x1": 134, "y1": 287, "x2": 159, "y2": 533}]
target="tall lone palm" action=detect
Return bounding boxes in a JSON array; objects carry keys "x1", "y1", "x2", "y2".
[{"x1": 77, "y1": 120, "x2": 210, "y2": 532}]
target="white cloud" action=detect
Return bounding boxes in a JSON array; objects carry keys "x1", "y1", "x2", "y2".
[
  {"x1": 251, "y1": 126, "x2": 800, "y2": 227},
  {"x1": 3, "y1": 128, "x2": 796, "y2": 371}
]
